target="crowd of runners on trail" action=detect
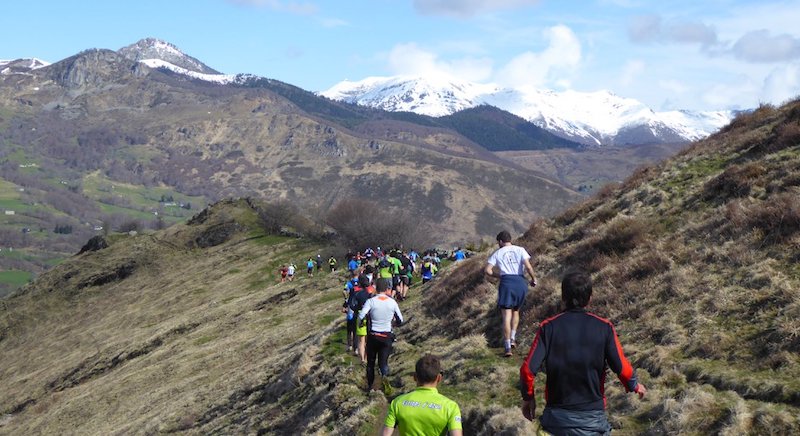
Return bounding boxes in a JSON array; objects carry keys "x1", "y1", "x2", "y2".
[{"x1": 274, "y1": 236, "x2": 645, "y2": 435}]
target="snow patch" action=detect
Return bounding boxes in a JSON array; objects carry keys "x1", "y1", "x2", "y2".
[{"x1": 139, "y1": 59, "x2": 237, "y2": 84}]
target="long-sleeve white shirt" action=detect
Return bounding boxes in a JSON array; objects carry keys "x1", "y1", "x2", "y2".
[{"x1": 358, "y1": 293, "x2": 403, "y2": 333}]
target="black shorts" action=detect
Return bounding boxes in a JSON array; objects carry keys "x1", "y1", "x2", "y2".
[
  {"x1": 392, "y1": 276, "x2": 400, "y2": 290},
  {"x1": 400, "y1": 276, "x2": 410, "y2": 286}
]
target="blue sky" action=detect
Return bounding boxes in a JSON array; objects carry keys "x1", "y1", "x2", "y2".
[{"x1": 2, "y1": 0, "x2": 799, "y2": 111}]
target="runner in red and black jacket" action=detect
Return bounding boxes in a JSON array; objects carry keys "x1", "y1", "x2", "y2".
[{"x1": 519, "y1": 270, "x2": 646, "y2": 435}]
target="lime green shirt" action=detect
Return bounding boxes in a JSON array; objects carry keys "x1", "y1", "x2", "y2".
[
  {"x1": 389, "y1": 256, "x2": 403, "y2": 275},
  {"x1": 385, "y1": 387, "x2": 462, "y2": 436}
]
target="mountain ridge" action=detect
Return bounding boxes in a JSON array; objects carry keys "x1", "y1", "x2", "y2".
[
  {"x1": 1, "y1": 98, "x2": 798, "y2": 434},
  {"x1": 0, "y1": 38, "x2": 584, "y2": 287},
  {"x1": 320, "y1": 75, "x2": 737, "y2": 146}
]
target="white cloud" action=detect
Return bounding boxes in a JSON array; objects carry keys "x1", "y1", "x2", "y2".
[
  {"x1": 227, "y1": 0, "x2": 318, "y2": 15},
  {"x1": 702, "y1": 78, "x2": 759, "y2": 110},
  {"x1": 761, "y1": 64, "x2": 800, "y2": 104},
  {"x1": 732, "y1": 30, "x2": 800, "y2": 63},
  {"x1": 495, "y1": 25, "x2": 581, "y2": 89},
  {"x1": 386, "y1": 43, "x2": 493, "y2": 82},
  {"x1": 412, "y1": 0, "x2": 539, "y2": 18},
  {"x1": 620, "y1": 60, "x2": 645, "y2": 86}
]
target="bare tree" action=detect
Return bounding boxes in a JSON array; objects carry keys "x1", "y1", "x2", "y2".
[{"x1": 325, "y1": 199, "x2": 430, "y2": 251}]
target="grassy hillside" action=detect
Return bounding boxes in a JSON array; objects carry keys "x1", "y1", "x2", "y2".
[
  {"x1": 0, "y1": 198, "x2": 537, "y2": 434},
  {"x1": 427, "y1": 100, "x2": 800, "y2": 434},
  {"x1": 2, "y1": 100, "x2": 798, "y2": 434}
]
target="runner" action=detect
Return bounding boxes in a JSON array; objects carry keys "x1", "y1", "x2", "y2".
[
  {"x1": 279, "y1": 264, "x2": 288, "y2": 283},
  {"x1": 383, "y1": 354, "x2": 463, "y2": 436},
  {"x1": 420, "y1": 258, "x2": 437, "y2": 284},
  {"x1": 316, "y1": 254, "x2": 322, "y2": 271},
  {"x1": 329, "y1": 255, "x2": 338, "y2": 273},
  {"x1": 484, "y1": 230, "x2": 537, "y2": 357},
  {"x1": 359, "y1": 278, "x2": 404, "y2": 393},
  {"x1": 351, "y1": 275, "x2": 375, "y2": 363},
  {"x1": 520, "y1": 270, "x2": 647, "y2": 433},
  {"x1": 342, "y1": 272, "x2": 360, "y2": 352},
  {"x1": 364, "y1": 264, "x2": 375, "y2": 286},
  {"x1": 307, "y1": 258, "x2": 315, "y2": 278},
  {"x1": 398, "y1": 251, "x2": 413, "y2": 300},
  {"x1": 287, "y1": 263, "x2": 296, "y2": 281},
  {"x1": 348, "y1": 255, "x2": 359, "y2": 274},
  {"x1": 388, "y1": 250, "x2": 403, "y2": 297}
]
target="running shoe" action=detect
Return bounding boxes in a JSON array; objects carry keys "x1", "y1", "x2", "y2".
[{"x1": 504, "y1": 344, "x2": 513, "y2": 357}]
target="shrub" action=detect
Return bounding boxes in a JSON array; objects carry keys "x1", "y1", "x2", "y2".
[
  {"x1": 325, "y1": 198, "x2": 427, "y2": 250},
  {"x1": 117, "y1": 220, "x2": 141, "y2": 233},
  {"x1": 771, "y1": 122, "x2": 800, "y2": 152},
  {"x1": 702, "y1": 163, "x2": 765, "y2": 202},
  {"x1": 724, "y1": 193, "x2": 800, "y2": 245},
  {"x1": 561, "y1": 217, "x2": 648, "y2": 272},
  {"x1": 720, "y1": 103, "x2": 778, "y2": 133}
]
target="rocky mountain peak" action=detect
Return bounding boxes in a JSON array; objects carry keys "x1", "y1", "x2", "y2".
[
  {"x1": 46, "y1": 48, "x2": 137, "y2": 88},
  {"x1": 118, "y1": 38, "x2": 220, "y2": 75}
]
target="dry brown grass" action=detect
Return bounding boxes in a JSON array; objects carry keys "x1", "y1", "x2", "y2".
[
  {"x1": 702, "y1": 162, "x2": 765, "y2": 202},
  {"x1": 724, "y1": 193, "x2": 800, "y2": 245}
]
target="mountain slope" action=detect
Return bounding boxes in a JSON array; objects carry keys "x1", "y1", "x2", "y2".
[
  {"x1": 0, "y1": 41, "x2": 582, "y2": 282},
  {"x1": 320, "y1": 76, "x2": 736, "y2": 146},
  {"x1": 1, "y1": 98, "x2": 798, "y2": 434},
  {"x1": 425, "y1": 99, "x2": 800, "y2": 433}
]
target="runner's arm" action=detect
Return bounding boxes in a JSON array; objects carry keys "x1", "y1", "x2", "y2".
[
  {"x1": 358, "y1": 300, "x2": 372, "y2": 322},
  {"x1": 381, "y1": 426, "x2": 395, "y2": 436},
  {"x1": 394, "y1": 303, "x2": 404, "y2": 325},
  {"x1": 523, "y1": 258, "x2": 536, "y2": 285},
  {"x1": 450, "y1": 430, "x2": 463, "y2": 436}
]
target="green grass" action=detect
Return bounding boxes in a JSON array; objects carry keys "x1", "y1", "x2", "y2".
[
  {"x1": 0, "y1": 270, "x2": 34, "y2": 287},
  {"x1": 318, "y1": 313, "x2": 338, "y2": 327},
  {"x1": 661, "y1": 155, "x2": 729, "y2": 195},
  {"x1": 82, "y1": 172, "x2": 204, "y2": 220}
]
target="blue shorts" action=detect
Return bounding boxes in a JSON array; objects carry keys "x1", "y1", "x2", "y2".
[{"x1": 498, "y1": 275, "x2": 528, "y2": 310}]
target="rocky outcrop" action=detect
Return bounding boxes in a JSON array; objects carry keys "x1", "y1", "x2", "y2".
[{"x1": 47, "y1": 49, "x2": 136, "y2": 88}]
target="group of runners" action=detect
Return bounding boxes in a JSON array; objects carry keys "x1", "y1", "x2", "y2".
[
  {"x1": 335, "y1": 232, "x2": 647, "y2": 435},
  {"x1": 338, "y1": 247, "x2": 444, "y2": 392}
]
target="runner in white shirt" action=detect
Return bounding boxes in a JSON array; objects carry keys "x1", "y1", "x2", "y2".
[
  {"x1": 485, "y1": 230, "x2": 537, "y2": 357},
  {"x1": 359, "y1": 278, "x2": 404, "y2": 392}
]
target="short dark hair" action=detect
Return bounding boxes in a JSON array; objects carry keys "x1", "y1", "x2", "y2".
[
  {"x1": 496, "y1": 230, "x2": 512, "y2": 243},
  {"x1": 358, "y1": 275, "x2": 370, "y2": 288},
  {"x1": 415, "y1": 354, "x2": 442, "y2": 384},
  {"x1": 562, "y1": 270, "x2": 592, "y2": 309}
]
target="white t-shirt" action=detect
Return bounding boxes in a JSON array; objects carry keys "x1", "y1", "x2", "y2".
[
  {"x1": 487, "y1": 245, "x2": 531, "y2": 276},
  {"x1": 359, "y1": 294, "x2": 403, "y2": 333}
]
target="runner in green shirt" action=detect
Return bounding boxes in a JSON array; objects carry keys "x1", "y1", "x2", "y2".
[{"x1": 383, "y1": 354, "x2": 463, "y2": 436}]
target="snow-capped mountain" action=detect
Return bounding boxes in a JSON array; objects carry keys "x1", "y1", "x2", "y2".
[
  {"x1": 321, "y1": 76, "x2": 735, "y2": 146},
  {"x1": 118, "y1": 38, "x2": 220, "y2": 75},
  {"x1": 1, "y1": 58, "x2": 50, "y2": 75}
]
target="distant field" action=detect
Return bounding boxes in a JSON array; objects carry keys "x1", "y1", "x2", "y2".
[
  {"x1": 83, "y1": 172, "x2": 204, "y2": 220},
  {"x1": 0, "y1": 269, "x2": 33, "y2": 287}
]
